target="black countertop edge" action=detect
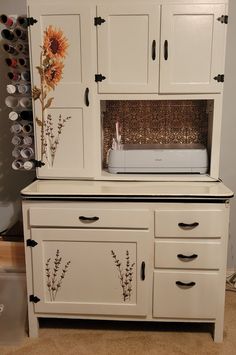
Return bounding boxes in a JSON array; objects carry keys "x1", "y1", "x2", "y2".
[{"x1": 21, "y1": 194, "x2": 234, "y2": 203}]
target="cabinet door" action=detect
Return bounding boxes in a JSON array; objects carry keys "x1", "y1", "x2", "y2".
[
  {"x1": 97, "y1": 4, "x2": 160, "y2": 93},
  {"x1": 30, "y1": 228, "x2": 152, "y2": 316},
  {"x1": 29, "y1": 3, "x2": 95, "y2": 178},
  {"x1": 160, "y1": 4, "x2": 226, "y2": 93}
]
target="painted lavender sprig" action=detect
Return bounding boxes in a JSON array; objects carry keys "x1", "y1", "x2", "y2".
[
  {"x1": 111, "y1": 250, "x2": 135, "y2": 302},
  {"x1": 45, "y1": 249, "x2": 71, "y2": 301},
  {"x1": 45, "y1": 113, "x2": 71, "y2": 165}
]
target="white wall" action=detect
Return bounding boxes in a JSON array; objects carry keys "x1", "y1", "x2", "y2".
[
  {"x1": 0, "y1": 0, "x2": 34, "y2": 232},
  {"x1": 220, "y1": 0, "x2": 236, "y2": 269}
]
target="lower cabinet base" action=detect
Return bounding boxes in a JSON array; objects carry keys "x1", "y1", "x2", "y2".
[{"x1": 27, "y1": 312, "x2": 224, "y2": 343}]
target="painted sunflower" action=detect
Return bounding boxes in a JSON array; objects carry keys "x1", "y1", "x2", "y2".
[
  {"x1": 43, "y1": 25, "x2": 68, "y2": 59},
  {"x1": 44, "y1": 61, "x2": 64, "y2": 89}
]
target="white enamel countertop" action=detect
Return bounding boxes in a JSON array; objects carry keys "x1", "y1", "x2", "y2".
[{"x1": 21, "y1": 180, "x2": 234, "y2": 199}]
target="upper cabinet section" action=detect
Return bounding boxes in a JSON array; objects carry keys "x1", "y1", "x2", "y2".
[
  {"x1": 97, "y1": 4, "x2": 160, "y2": 93},
  {"x1": 160, "y1": 4, "x2": 227, "y2": 94}
]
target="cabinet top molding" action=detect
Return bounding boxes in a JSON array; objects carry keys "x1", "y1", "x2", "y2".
[
  {"x1": 21, "y1": 180, "x2": 233, "y2": 199},
  {"x1": 27, "y1": 0, "x2": 228, "y2": 5}
]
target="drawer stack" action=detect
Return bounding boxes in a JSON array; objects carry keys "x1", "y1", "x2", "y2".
[{"x1": 153, "y1": 204, "x2": 225, "y2": 320}]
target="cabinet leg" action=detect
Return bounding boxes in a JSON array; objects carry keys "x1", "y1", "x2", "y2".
[
  {"x1": 213, "y1": 320, "x2": 224, "y2": 343},
  {"x1": 28, "y1": 311, "x2": 39, "y2": 337}
]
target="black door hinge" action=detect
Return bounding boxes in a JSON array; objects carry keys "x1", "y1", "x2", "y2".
[
  {"x1": 32, "y1": 160, "x2": 45, "y2": 168},
  {"x1": 217, "y1": 15, "x2": 228, "y2": 24},
  {"x1": 26, "y1": 17, "x2": 38, "y2": 27},
  {"x1": 94, "y1": 17, "x2": 106, "y2": 26},
  {"x1": 29, "y1": 295, "x2": 40, "y2": 303},
  {"x1": 26, "y1": 239, "x2": 38, "y2": 247},
  {"x1": 214, "y1": 74, "x2": 224, "y2": 83},
  {"x1": 95, "y1": 74, "x2": 106, "y2": 82}
]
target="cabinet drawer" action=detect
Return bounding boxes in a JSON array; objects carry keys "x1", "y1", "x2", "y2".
[
  {"x1": 155, "y1": 209, "x2": 224, "y2": 238},
  {"x1": 154, "y1": 240, "x2": 221, "y2": 269},
  {"x1": 29, "y1": 207, "x2": 150, "y2": 229},
  {"x1": 153, "y1": 271, "x2": 219, "y2": 319}
]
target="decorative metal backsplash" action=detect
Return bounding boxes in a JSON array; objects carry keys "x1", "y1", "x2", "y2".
[{"x1": 102, "y1": 100, "x2": 213, "y2": 167}]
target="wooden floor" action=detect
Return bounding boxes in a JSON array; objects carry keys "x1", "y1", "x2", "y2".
[{"x1": 0, "y1": 291, "x2": 236, "y2": 354}]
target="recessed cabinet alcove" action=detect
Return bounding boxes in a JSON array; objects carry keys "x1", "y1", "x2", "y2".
[{"x1": 101, "y1": 99, "x2": 214, "y2": 175}]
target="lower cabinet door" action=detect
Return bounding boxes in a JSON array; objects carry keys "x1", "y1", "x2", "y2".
[
  {"x1": 153, "y1": 270, "x2": 219, "y2": 319},
  {"x1": 30, "y1": 228, "x2": 152, "y2": 316}
]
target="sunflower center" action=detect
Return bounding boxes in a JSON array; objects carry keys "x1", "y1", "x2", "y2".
[{"x1": 50, "y1": 38, "x2": 59, "y2": 54}]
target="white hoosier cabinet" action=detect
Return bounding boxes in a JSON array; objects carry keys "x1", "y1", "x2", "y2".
[{"x1": 22, "y1": 0, "x2": 233, "y2": 342}]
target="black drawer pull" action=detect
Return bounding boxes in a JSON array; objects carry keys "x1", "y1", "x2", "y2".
[
  {"x1": 152, "y1": 40, "x2": 156, "y2": 60},
  {"x1": 178, "y1": 222, "x2": 199, "y2": 230},
  {"x1": 141, "y1": 261, "x2": 145, "y2": 281},
  {"x1": 164, "y1": 40, "x2": 168, "y2": 60},
  {"x1": 79, "y1": 216, "x2": 99, "y2": 222},
  {"x1": 177, "y1": 253, "x2": 198, "y2": 260},
  {"x1": 176, "y1": 281, "x2": 196, "y2": 287},
  {"x1": 85, "y1": 87, "x2": 89, "y2": 107}
]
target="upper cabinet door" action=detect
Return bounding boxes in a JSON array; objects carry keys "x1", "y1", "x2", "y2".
[
  {"x1": 28, "y1": 3, "x2": 96, "y2": 178},
  {"x1": 97, "y1": 4, "x2": 160, "y2": 93},
  {"x1": 160, "y1": 4, "x2": 227, "y2": 94}
]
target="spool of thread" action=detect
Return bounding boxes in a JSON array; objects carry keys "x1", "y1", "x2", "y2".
[
  {"x1": 20, "y1": 146, "x2": 34, "y2": 159},
  {"x1": 18, "y1": 83, "x2": 31, "y2": 94},
  {"x1": 16, "y1": 16, "x2": 28, "y2": 29},
  {"x1": 21, "y1": 71, "x2": 31, "y2": 81},
  {"x1": 12, "y1": 147, "x2": 21, "y2": 158},
  {"x1": 10, "y1": 122, "x2": 22, "y2": 134},
  {"x1": 8, "y1": 71, "x2": 21, "y2": 81},
  {"x1": 18, "y1": 57, "x2": 29, "y2": 68},
  {"x1": 11, "y1": 135, "x2": 23, "y2": 146},
  {"x1": 23, "y1": 160, "x2": 35, "y2": 170},
  {"x1": 13, "y1": 27, "x2": 27, "y2": 41},
  {"x1": 2, "y1": 43, "x2": 18, "y2": 55},
  {"x1": 5, "y1": 58, "x2": 18, "y2": 68},
  {"x1": 23, "y1": 135, "x2": 33, "y2": 146},
  {"x1": 19, "y1": 97, "x2": 32, "y2": 109},
  {"x1": 12, "y1": 159, "x2": 24, "y2": 170},
  {"x1": 22, "y1": 122, "x2": 33, "y2": 134},
  {"x1": 19, "y1": 110, "x2": 33, "y2": 120},
  {"x1": 5, "y1": 96, "x2": 19, "y2": 109},
  {"x1": 15, "y1": 43, "x2": 28, "y2": 55},
  {"x1": 1, "y1": 29, "x2": 17, "y2": 41},
  {"x1": 0, "y1": 15, "x2": 16, "y2": 28},
  {"x1": 9, "y1": 111, "x2": 19, "y2": 121},
  {"x1": 6, "y1": 84, "x2": 17, "y2": 94}
]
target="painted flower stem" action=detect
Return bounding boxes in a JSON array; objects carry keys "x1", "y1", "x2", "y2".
[
  {"x1": 33, "y1": 26, "x2": 69, "y2": 166},
  {"x1": 111, "y1": 250, "x2": 135, "y2": 302},
  {"x1": 45, "y1": 249, "x2": 71, "y2": 301}
]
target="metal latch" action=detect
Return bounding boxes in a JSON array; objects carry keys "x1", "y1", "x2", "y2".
[
  {"x1": 95, "y1": 74, "x2": 106, "y2": 82},
  {"x1": 26, "y1": 239, "x2": 38, "y2": 247},
  {"x1": 214, "y1": 74, "x2": 224, "y2": 83},
  {"x1": 217, "y1": 15, "x2": 228, "y2": 24},
  {"x1": 94, "y1": 17, "x2": 106, "y2": 26}
]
